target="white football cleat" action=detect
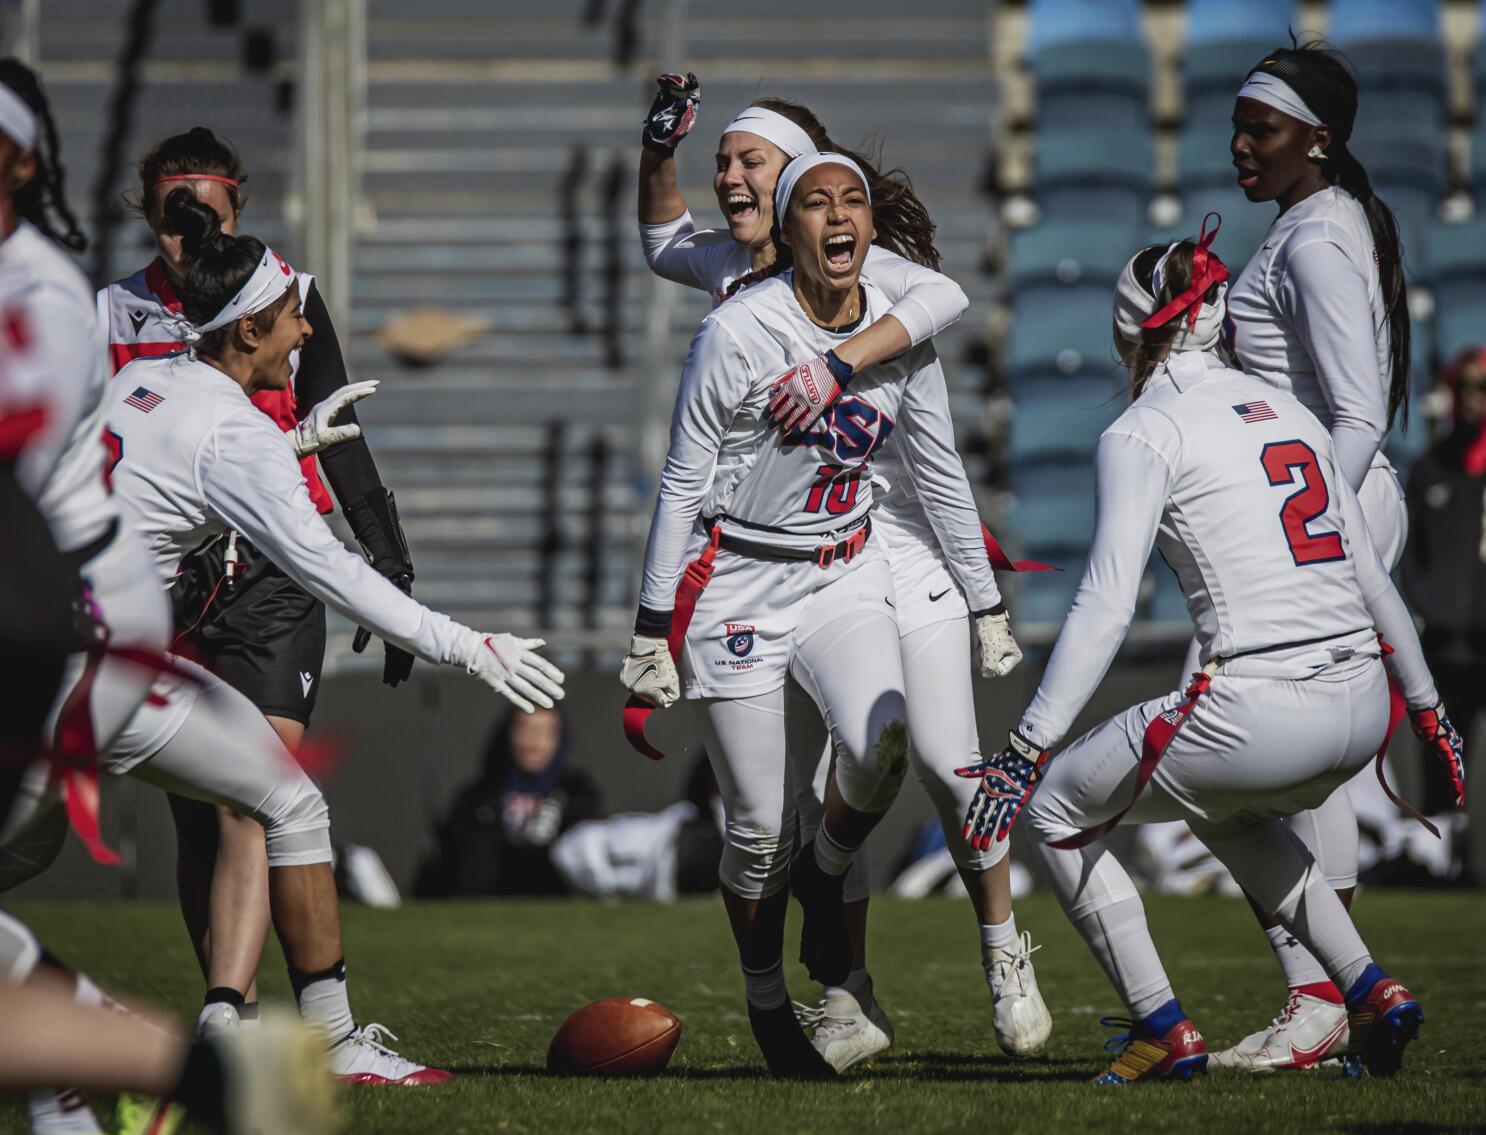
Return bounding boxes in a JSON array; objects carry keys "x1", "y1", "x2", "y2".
[
  {"x1": 328, "y1": 1023, "x2": 453, "y2": 1086},
  {"x1": 797, "y1": 978, "x2": 894, "y2": 1073},
  {"x1": 196, "y1": 1001, "x2": 241, "y2": 1038},
  {"x1": 28, "y1": 1088, "x2": 103, "y2": 1134},
  {"x1": 1211, "y1": 992, "x2": 1349, "y2": 1072},
  {"x1": 988, "y1": 931, "x2": 1052, "y2": 1056}
]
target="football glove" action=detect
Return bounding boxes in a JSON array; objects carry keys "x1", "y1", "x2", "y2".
[
  {"x1": 463, "y1": 631, "x2": 565, "y2": 714},
  {"x1": 764, "y1": 350, "x2": 853, "y2": 434},
  {"x1": 291, "y1": 380, "x2": 377, "y2": 458},
  {"x1": 975, "y1": 605, "x2": 1023, "y2": 679},
  {"x1": 1409, "y1": 701, "x2": 1466, "y2": 807},
  {"x1": 955, "y1": 732, "x2": 1048, "y2": 849},
  {"x1": 641, "y1": 72, "x2": 701, "y2": 155},
  {"x1": 344, "y1": 488, "x2": 417, "y2": 688},
  {"x1": 619, "y1": 634, "x2": 680, "y2": 709}
]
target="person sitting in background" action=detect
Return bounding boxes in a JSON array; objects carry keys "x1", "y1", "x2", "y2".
[
  {"x1": 415, "y1": 708, "x2": 602, "y2": 897},
  {"x1": 1397, "y1": 345, "x2": 1486, "y2": 882}
]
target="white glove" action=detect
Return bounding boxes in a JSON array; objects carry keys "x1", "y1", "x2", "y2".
[
  {"x1": 291, "y1": 380, "x2": 378, "y2": 458},
  {"x1": 463, "y1": 631, "x2": 566, "y2": 713},
  {"x1": 619, "y1": 634, "x2": 680, "y2": 709},
  {"x1": 975, "y1": 608, "x2": 1022, "y2": 679}
]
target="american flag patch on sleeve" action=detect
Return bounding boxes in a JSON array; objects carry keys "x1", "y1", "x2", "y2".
[
  {"x1": 1232, "y1": 400, "x2": 1277, "y2": 423},
  {"x1": 124, "y1": 387, "x2": 164, "y2": 413}
]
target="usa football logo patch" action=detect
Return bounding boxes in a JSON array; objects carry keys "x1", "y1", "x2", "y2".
[{"x1": 724, "y1": 622, "x2": 755, "y2": 658}]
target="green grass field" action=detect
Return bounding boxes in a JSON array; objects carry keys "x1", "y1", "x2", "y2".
[{"x1": 5, "y1": 892, "x2": 1484, "y2": 1134}]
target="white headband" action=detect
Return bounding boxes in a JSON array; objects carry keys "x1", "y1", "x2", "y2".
[
  {"x1": 721, "y1": 107, "x2": 816, "y2": 161},
  {"x1": 1236, "y1": 72, "x2": 1321, "y2": 127},
  {"x1": 190, "y1": 245, "x2": 297, "y2": 340},
  {"x1": 0, "y1": 84, "x2": 36, "y2": 151},
  {"x1": 1113, "y1": 250, "x2": 1227, "y2": 356},
  {"x1": 774, "y1": 152, "x2": 871, "y2": 221}
]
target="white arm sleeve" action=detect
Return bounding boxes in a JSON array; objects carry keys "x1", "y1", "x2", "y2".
[
  {"x1": 895, "y1": 352, "x2": 1001, "y2": 611},
  {"x1": 1018, "y1": 413, "x2": 1179, "y2": 749},
  {"x1": 197, "y1": 411, "x2": 472, "y2": 666},
  {"x1": 638, "y1": 318, "x2": 755, "y2": 612},
  {"x1": 862, "y1": 245, "x2": 970, "y2": 347},
  {"x1": 1333, "y1": 462, "x2": 1438, "y2": 708},
  {"x1": 1281, "y1": 236, "x2": 1388, "y2": 491},
  {"x1": 639, "y1": 210, "x2": 742, "y2": 295}
]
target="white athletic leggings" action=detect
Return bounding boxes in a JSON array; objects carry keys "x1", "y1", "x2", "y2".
[
  {"x1": 792, "y1": 616, "x2": 1002, "y2": 899},
  {"x1": 1024, "y1": 654, "x2": 1389, "y2": 1017},
  {"x1": 695, "y1": 608, "x2": 909, "y2": 900}
]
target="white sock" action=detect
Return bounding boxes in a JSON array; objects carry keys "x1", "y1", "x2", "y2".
[
  {"x1": 814, "y1": 830, "x2": 857, "y2": 877},
  {"x1": 742, "y1": 961, "x2": 787, "y2": 1010},
  {"x1": 294, "y1": 966, "x2": 355, "y2": 1046},
  {"x1": 980, "y1": 914, "x2": 1019, "y2": 970},
  {"x1": 1265, "y1": 923, "x2": 1330, "y2": 990}
]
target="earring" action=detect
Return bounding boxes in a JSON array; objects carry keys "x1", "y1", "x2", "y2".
[{"x1": 1307, "y1": 144, "x2": 1327, "y2": 159}]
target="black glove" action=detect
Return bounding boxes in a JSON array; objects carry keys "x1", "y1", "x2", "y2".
[
  {"x1": 344, "y1": 488, "x2": 416, "y2": 687},
  {"x1": 642, "y1": 72, "x2": 700, "y2": 155}
]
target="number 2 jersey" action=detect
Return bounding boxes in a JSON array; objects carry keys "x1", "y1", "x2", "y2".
[
  {"x1": 1017, "y1": 348, "x2": 1435, "y2": 751},
  {"x1": 639, "y1": 271, "x2": 997, "y2": 615}
]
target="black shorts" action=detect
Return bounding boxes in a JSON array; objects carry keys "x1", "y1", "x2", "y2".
[{"x1": 173, "y1": 535, "x2": 326, "y2": 725}]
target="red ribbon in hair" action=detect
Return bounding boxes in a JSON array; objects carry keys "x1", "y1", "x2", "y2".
[{"x1": 1141, "y1": 213, "x2": 1230, "y2": 333}]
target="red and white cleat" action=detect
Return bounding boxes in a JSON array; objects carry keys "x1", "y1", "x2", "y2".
[
  {"x1": 1092, "y1": 1017, "x2": 1208, "y2": 1084},
  {"x1": 1343, "y1": 977, "x2": 1423, "y2": 1079},
  {"x1": 329, "y1": 1024, "x2": 453, "y2": 1086},
  {"x1": 1211, "y1": 991, "x2": 1349, "y2": 1072}
]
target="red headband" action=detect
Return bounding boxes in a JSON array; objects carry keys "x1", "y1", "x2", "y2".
[
  {"x1": 149, "y1": 174, "x2": 240, "y2": 189},
  {"x1": 1141, "y1": 213, "x2": 1230, "y2": 332}
]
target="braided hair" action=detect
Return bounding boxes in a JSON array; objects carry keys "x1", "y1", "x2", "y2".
[
  {"x1": 1249, "y1": 43, "x2": 1411, "y2": 427},
  {"x1": 163, "y1": 188, "x2": 283, "y2": 358},
  {"x1": 0, "y1": 59, "x2": 86, "y2": 252},
  {"x1": 724, "y1": 96, "x2": 940, "y2": 298}
]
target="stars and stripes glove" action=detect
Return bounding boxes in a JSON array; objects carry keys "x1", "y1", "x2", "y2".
[
  {"x1": 620, "y1": 634, "x2": 680, "y2": 709},
  {"x1": 974, "y1": 604, "x2": 1022, "y2": 679},
  {"x1": 1409, "y1": 701, "x2": 1466, "y2": 807},
  {"x1": 291, "y1": 380, "x2": 377, "y2": 458},
  {"x1": 641, "y1": 72, "x2": 701, "y2": 155},
  {"x1": 764, "y1": 350, "x2": 853, "y2": 434},
  {"x1": 955, "y1": 732, "x2": 1048, "y2": 849},
  {"x1": 463, "y1": 631, "x2": 566, "y2": 714}
]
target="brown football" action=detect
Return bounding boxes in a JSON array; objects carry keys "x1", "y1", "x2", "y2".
[{"x1": 546, "y1": 996, "x2": 683, "y2": 1076}]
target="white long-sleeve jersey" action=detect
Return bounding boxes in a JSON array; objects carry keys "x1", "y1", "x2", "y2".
[
  {"x1": 0, "y1": 222, "x2": 122, "y2": 553},
  {"x1": 105, "y1": 354, "x2": 472, "y2": 666},
  {"x1": 1226, "y1": 186, "x2": 1391, "y2": 492},
  {"x1": 1017, "y1": 350, "x2": 1437, "y2": 751},
  {"x1": 639, "y1": 271, "x2": 997, "y2": 613}
]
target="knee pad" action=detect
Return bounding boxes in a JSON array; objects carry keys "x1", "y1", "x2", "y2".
[
  {"x1": 718, "y1": 821, "x2": 790, "y2": 900},
  {"x1": 260, "y1": 776, "x2": 333, "y2": 868},
  {"x1": 834, "y1": 718, "x2": 910, "y2": 815},
  {"x1": 0, "y1": 909, "x2": 41, "y2": 983}
]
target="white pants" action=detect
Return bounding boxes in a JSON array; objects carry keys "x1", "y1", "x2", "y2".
[
  {"x1": 1025, "y1": 654, "x2": 1387, "y2": 1013},
  {"x1": 692, "y1": 557, "x2": 909, "y2": 899}
]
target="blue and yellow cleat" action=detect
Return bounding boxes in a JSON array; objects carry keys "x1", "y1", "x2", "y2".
[
  {"x1": 1092, "y1": 1016, "x2": 1208, "y2": 1085},
  {"x1": 117, "y1": 1092, "x2": 184, "y2": 1135},
  {"x1": 1342, "y1": 976, "x2": 1423, "y2": 1079}
]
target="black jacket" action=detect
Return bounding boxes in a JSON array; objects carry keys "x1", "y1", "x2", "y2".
[{"x1": 1401, "y1": 436, "x2": 1486, "y2": 665}]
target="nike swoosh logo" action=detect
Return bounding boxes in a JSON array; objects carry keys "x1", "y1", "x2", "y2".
[
  {"x1": 129, "y1": 310, "x2": 148, "y2": 334},
  {"x1": 929, "y1": 589, "x2": 951, "y2": 602},
  {"x1": 636, "y1": 662, "x2": 659, "y2": 682},
  {"x1": 1287, "y1": 1017, "x2": 1349, "y2": 1068}
]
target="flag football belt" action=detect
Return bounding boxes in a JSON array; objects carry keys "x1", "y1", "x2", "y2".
[{"x1": 717, "y1": 516, "x2": 871, "y2": 569}]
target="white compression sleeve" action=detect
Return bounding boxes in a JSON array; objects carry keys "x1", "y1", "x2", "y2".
[
  {"x1": 861, "y1": 245, "x2": 969, "y2": 346},
  {"x1": 638, "y1": 210, "x2": 746, "y2": 295}
]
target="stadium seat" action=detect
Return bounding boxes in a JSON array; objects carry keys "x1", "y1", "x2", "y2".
[
  {"x1": 1434, "y1": 279, "x2": 1486, "y2": 361},
  {"x1": 1032, "y1": 127, "x2": 1153, "y2": 229},
  {"x1": 1424, "y1": 217, "x2": 1486, "y2": 288},
  {"x1": 1182, "y1": 1, "x2": 1294, "y2": 129},
  {"x1": 1032, "y1": 40, "x2": 1150, "y2": 133},
  {"x1": 1170, "y1": 189, "x2": 1270, "y2": 271},
  {"x1": 1025, "y1": 0, "x2": 1141, "y2": 54},
  {"x1": 1329, "y1": 0, "x2": 1442, "y2": 44},
  {"x1": 1006, "y1": 219, "x2": 1141, "y2": 289},
  {"x1": 1004, "y1": 283, "x2": 1122, "y2": 381},
  {"x1": 1330, "y1": 1, "x2": 1447, "y2": 131},
  {"x1": 1184, "y1": 0, "x2": 1295, "y2": 47},
  {"x1": 1146, "y1": 563, "x2": 1189, "y2": 625},
  {"x1": 1008, "y1": 376, "x2": 1122, "y2": 463},
  {"x1": 1005, "y1": 460, "x2": 1098, "y2": 552}
]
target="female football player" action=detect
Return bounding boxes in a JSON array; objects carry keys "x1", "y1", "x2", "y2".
[
  {"x1": 956, "y1": 232, "x2": 1462, "y2": 1084},
  {"x1": 637, "y1": 78, "x2": 1049, "y2": 1069},
  {"x1": 621, "y1": 152, "x2": 1014, "y2": 1077},
  {"x1": 1213, "y1": 44, "x2": 1422, "y2": 1068},
  {"x1": 97, "y1": 126, "x2": 412, "y2": 1036}
]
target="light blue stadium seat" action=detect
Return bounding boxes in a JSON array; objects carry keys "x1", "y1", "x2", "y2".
[
  {"x1": 1329, "y1": 0, "x2": 1442, "y2": 44},
  {"x1": 1177, "y1": 126, "x2": 1240, "y2": 188},
  {"x1": 1033, "y1": 40, "x2": 1149, "y2": 133},
  {"x1": 1184, "y1": 42, "x2": 1272, "y2": 129},
  {"x1": 1331, "y1": 2, "x2": 1447, "y2": 128},
  {"x1": 1033, "y1": 127, "x2": 1153, "y2": 229},
  {"x1": 1005, "y1": 461, "x2": 1098, "y2": 552},
  {"x1": 1005, "y1": 284, "x2": 1122, "y2": 380},
  {"x1": 1425, "y1": 217, "x2": 1486, "y2": 286},
  {"x1": 1175, "y1": 189, "x2": 1270, "y2": 271},
  {"x1": 1008, "y1": 377, "x2": 1122, "y2": 463},
  {"x1": 1026, "y1": 0, "x2": 1141, "y2": 53},
  {"x1": 1385, "y1": 402, "x2": 1431, "y2": 472},
  {"x1": 1185, "y1": 0, "x2": 1295, "y2": 46},
  {"x1": 1434, "y1": 279, "x2": 1486, "y2": 361},
  {"x1": 1471, "y1": 118, "x2": 1486, "y2": 198},
  {"x1": 1013, "y1": 562, "x2": 1084, "y2": 628},
  {"x1": 1007, "y1": 219, "x2": 1141, "y2": 288},
  {"x1": 1147, "y1": 564, "x2": 1189, "y2": 625}
]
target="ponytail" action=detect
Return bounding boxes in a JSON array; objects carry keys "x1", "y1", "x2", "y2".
[
  {"x1": 0, "y1": 59, "x2": 86, "y2": 252},
  {"x1": 163, "y1": 188, "x2": 277, "y2": 356},
  {"x1": 1124, "y1": 244, "x2": 1188, "y2": 399}
]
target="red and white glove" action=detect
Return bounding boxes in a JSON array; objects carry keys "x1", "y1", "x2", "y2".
[
  {"x1": 641, "y1": 72, "x2": 701, "y2": 155},
  {"x1": 463, "y1": 631, "x2": 565, "y2": 714},
  {"x1": 764, "y1": 349, "x2": 853, "y2": 434},
  {"x1": 1409, "y1": 701, "x2": 1466, "y2": 807}
]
